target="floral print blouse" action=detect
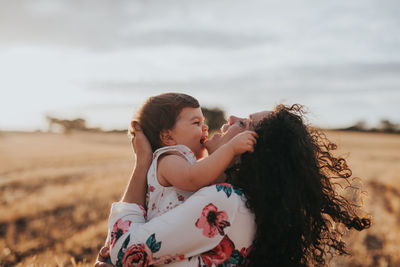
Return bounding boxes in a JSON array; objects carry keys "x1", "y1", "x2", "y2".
[{"x1": 107, "y1": 183, "x2": 256, "y2": 267}]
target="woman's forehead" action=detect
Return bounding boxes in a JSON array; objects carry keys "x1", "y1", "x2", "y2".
[{"x1": 249, "y1": 111, "x2": 270, "y2": 124}]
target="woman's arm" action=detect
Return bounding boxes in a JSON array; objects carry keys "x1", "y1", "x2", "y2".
[
  {"x1": 95, "y1": 122, "x2": 152, "y2": 267},
  {"x1": 108, "y1": 184, "x2": 242, "y2": 266},
  {"x1": 121, "y1": 121, "x2": 152, "y2": 205}
]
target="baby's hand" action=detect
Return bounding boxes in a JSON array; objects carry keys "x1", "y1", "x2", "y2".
[{"x1": 227, "y1": 130, "x2": 258, "y2": 155}]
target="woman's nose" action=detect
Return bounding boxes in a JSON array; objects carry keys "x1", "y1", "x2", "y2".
[
  {"x1": 202, "y1": 124, "x2": 209, "y2": 132},
  {"x1": 228, "y1": 116, "x2": 238, "y2": 125}
]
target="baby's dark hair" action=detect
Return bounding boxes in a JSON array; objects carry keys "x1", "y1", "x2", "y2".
[{"x1": 131, "y1": 93, "x2": 199, "y2": 151}]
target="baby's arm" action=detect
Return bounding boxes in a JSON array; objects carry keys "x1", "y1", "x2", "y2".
[{"x1": 158, "y1": 130, "x2": 257, "y2": 191}]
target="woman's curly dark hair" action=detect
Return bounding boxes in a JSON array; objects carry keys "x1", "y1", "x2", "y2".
[{"x1": 226, "y1": 104, "x2": 370, "y2": 266}]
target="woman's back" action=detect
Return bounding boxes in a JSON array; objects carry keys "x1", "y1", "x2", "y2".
[
  {"x1": 227, "y1": 104, "x2": 370, "y2": 266},
  {"x1": 107, "y1": 184, "x2": 255, "y2": 266}
]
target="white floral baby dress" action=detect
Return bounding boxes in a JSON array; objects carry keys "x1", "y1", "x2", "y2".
[{"x1": 146, "y1": 144, "x2": 197, "y2": 220}]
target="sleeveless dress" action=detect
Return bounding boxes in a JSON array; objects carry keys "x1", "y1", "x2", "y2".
[{"x1": 146, "y1": 144, "x2": 197, "y2": 220}]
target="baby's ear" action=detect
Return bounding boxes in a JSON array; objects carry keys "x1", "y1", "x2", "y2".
[
  {"x1": 129, "y1": 121, "x2": 136, "y2": 137},
  {"x1": 160, "y1": 130, "x2": 176, "y2": 146}
]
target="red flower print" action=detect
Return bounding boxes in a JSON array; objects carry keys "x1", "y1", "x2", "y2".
[
  {"x1": 201, "y1": 236, "x2": 235, "y2": 266},
  {"x1": 152, "y1": 203, "x2": 156, "y2": 210},
  {"x1": 110, "y1": 219, "x2": 131, "y2": 249},
  {"x1": 195, "y1": 203, "x2": 231, "y2": 238},
  {"x1": 240, "y1": 245, "x2": 252, "y2": 266},
  {"x1": 177, "y1": 194, "x2": 184, "y2": 202},
  {"x1": 138, "y1": 205, "x2": 147, "y2": 220},
  {"x1": 240, "y1": 245, "x2": 252, "y2": 258},
  {"x1": 149, "y1": 186, "x2": 155, "y2": 192},
  {"x1": 122, "y1": 243, "x2": 150, "y2": 267}
]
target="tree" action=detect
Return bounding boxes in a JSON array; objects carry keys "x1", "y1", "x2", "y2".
[
  {"x1": 46, "y1": 116, "x2": 87, "y2": 134},
  {"x1": 379, "y1": 119, "x2": 398, "y2": 133},
  {"x1": 201, "y1": 107, "x2": 227, "y2": 132}
]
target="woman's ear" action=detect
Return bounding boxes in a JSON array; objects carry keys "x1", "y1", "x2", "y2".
[{"x1": 160, "y1": 130, "x2": 176, "y2": 146}]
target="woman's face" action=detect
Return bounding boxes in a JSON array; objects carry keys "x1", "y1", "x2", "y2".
[{"x1": 205, "y1": 111, "x2": 270, "y2": 154}]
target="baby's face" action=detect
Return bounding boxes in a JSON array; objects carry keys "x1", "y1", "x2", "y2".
[{"x1": 169, "y1": 107, "x2": 208, "y2": 159}]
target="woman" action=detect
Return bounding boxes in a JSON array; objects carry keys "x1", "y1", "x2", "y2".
[{"x1": 96, "y1": 104, "x2": 370, "y2": 266}]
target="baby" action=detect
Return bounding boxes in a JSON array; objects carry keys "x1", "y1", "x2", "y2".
[{"x1": 131, "y1": 93, "x2": 258, "y2": 220}]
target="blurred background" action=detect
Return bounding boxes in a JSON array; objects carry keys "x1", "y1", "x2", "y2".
[
  {"x1": 1, "y1": 0, "x2": 399, "y2": 266},
  {"x1": 1, "y1": 0, "x2": 399, "y2": 131}
]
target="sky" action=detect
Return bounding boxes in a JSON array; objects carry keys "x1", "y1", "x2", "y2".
[{"x1": 1, "y1": 0, "x2": 399, "y2": 131}]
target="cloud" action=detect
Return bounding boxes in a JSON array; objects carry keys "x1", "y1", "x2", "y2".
[
  {"x1": 0, "y1": 0, "x2": 275, "y2": 51},
  {"x1": 87, "y1": 60, "x2": 400, "y2": 104},
  {"x1": 0, "y1": 0, "x2": 131, "y2": 50}
]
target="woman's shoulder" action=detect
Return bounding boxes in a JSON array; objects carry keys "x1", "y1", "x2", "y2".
[
  {"x1": 189, "y1": 183, "x2": 247, "y2": 212},
  {"x1": 193, "y1": 184, "x2": 255, "y2": 249},
  {"x1": 197, "y1": 183, "x2": 245, "y2": 199}
]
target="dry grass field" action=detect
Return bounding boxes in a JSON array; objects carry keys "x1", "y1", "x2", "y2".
[{"x1": 0, "y1": 130, "x2": 399, "y2": 266}]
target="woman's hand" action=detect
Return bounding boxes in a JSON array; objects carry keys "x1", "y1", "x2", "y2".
[
  {"x1": 94, "y1": 246, "x2": 114, "y2": 267},
  {"x1": 130, "y1": 121, "x2": 152, "y2": 168}
]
